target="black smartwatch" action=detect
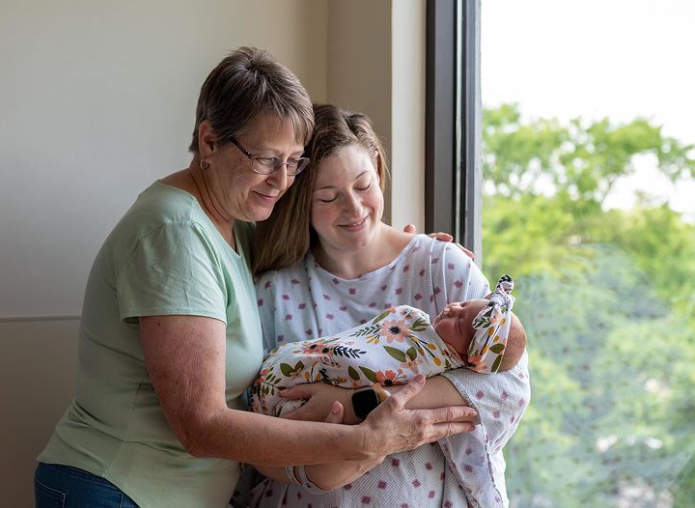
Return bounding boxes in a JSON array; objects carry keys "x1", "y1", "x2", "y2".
[{"x1": 352, "y1": 387, "x2": 381, "y2": 420}]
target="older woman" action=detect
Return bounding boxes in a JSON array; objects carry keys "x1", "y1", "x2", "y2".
[
  {"x1": 251, "y1": 104, "x2": 531, "y2": 507},
  {"x1": 35, "y1": 49, "x2": 476, "y2": 508}
]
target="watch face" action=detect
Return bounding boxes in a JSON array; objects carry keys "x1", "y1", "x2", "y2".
[{"x1": 352, "y1": 388, "x2": 380, "y2": 420}]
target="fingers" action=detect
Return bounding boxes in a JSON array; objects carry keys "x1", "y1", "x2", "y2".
[
  {"x1": 385, "y1": 375, "x2": 426, "y2": 409},
  {"x1": 454, "y1": 243, "x2": 475, "y2": 259},
  {"x1": 279, "y1": 385, "x2": 314, "y2": 400},
  {"x1": 428, "y1": 232, "x2": 453, "y2": 242},
  {"x1": 403, "y1": 223, "x2": 417, "y2": 234},
  {"x1": 324, "y1": 401, "x2": 344, "y2": 424},
  {"x1": 435, "y1": 421, "x2": 476, "y2": 440}
]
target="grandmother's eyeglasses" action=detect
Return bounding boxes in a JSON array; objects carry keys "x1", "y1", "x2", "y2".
[{"x1": 230, "y1": 137, "x2": 309, "y2": 176}]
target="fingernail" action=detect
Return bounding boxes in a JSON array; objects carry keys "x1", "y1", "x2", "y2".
[{"x1": 414, "y1": 375, "x2": 425, "y2": 384}]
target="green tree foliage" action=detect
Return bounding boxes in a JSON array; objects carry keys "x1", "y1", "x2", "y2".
[{"x1": 482, "y1": 104, "x2": 695, "y2": 507}]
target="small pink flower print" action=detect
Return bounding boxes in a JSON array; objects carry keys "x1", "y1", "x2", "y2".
[
  {"x1": 301, "y1": 340, "x2": 330, "y2": 355},
  {"x1": 285, "y1": 314, "x2": 293, "y2": 320},
  {"x1": 419, "y1": 268, "x2": 425, "y2": 276},
  {"x1": 476, "y1": 390, "x2": 485, "y2": 400},
  {"x1": 369, "y1": 302, "x2": 377, "y2": 308},
  {"x1": 264, "y1": 280, "x2": 271, "y2": 288},
  {"x1": 332, "y1": 277, "x2": 340, "y2": 285},
  {"x1": 454, "y1": 280, "x2": 463, "y2": 288},
  {"x1": 434, "y1": 286, "x2": 441, "y2": 294},
  {"x1": 425, "y1": 462, "x2": 433, "y2": 470},
  {"x1": 464, "y1": 465, "x2": 473, "y2": 473},
  {"x1": 379, "y1": 319, "x2": 411, "y2": 343},
  {"x1": 291, "y1": 278, "x2": 301, "y2": 284},
  {"x1": 429, "y1": 491, "x2": 436, "y2": 499},
  {"x1": 326, "y1": 313, "x2": 334, "y2": 320},
  {"x1": 414, "y1": 293, "x2": 423, "y2": 301},
  {"x1": 298, "y1": 303, "x2": 306, "y2": 310},
  {"x1": 395, "y1": 287, "x2": 403, "y2": 295},
  {"x1": 519, "y1": 398, "x2": 526, "y2": 407},
  {"x1": 375, "y1": 369, "x2": 406, "y2": 386},
  {"x1": 412, "y1": 479, "x2": 421, "y2": 488},
  {"x1": 403, "y1": 264, "x2": 410, "y2": 273},
  {"x1": 257, "y1": 299, "x2": 263, "y2": 307},
  {"x1": 384, "y1": 303, "x2": 392, "y2": 309},
  {"x1": 493, "y1": 410, "x2": 501, "y2": 419},
  {"x1": 305, "y1": 329, "x2": 312, "y2": 335},
  {"x1": 381, "y1": 284, "x2": 387, "y2": 291},
  {"x1": 349, "y1": 288, "x2": 356, "y2": 295},
  {"x1": 447, "y1": 263, "x2": 455, "y2": 270},
  {"x1": 391, "y1": 458, "x2": 400, "y2": 467},
  {"x1": 277, "y1": 335, "x2": 284, "y2": 343},
  {"x1": 501, "y1": 390, "x2": 509, "y2": 400},
  {"x1": 323, "y1": 294, "x2": 331, "y2": 300},
  {"x1": 378, "y1": 481, "x2": 387, "y2": 489},
  {"x1": 339, "y1": 305, "x2": 348, "y2": 311},
  {"x1": 282, "y1": 294, "x2": 290, "y2": 300},
  {"x1": 344, "y1": 484, "x2": 353, "y2": 490},
  {"x1": 361, "y1": 496, "x2": 371, "y2": 504},
  {"x1": 465, "y1": 447, "x2": 472, "y2": 455},
  {"x1": 431, "y1": 257, "x2": 440, "y2": 264}
]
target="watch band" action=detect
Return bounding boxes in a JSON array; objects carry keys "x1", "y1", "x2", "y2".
[{"x1": 352, "y1": 386, "x2": 380, "y2": 420}]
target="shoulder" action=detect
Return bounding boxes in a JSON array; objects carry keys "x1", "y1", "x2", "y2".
[{"x1": 254, "y1": 257, "x2": 309, "y2": 294}]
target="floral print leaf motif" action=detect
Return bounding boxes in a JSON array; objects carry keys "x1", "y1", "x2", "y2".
[
  {"x1": 384, "y1": 346, "x2": 407, "y2": 362},
  {"x1": 372, "y1": 309, "x2": 392, "y2": 324},
  {"x1": 491, "y1": 354, "x2": 503, "y2": 373},
  {"x1": 351, "y1": 324, "x2": 380, "y2": 338},
  {"x1": 333, "y1": 345, "x2": 367, "y2": 359},
  {"x1": 280, "y1": 363, "x2": 298, "y2": 377},
  {"x1": 406, "y1": 347, "x2": 418, "y2": 361},
  {"x1": 359, "y1": 366, "x2": 378, "y2": 383},
  {"x1": 348, "y1": 365, "x2": 361, "y2": 381},
  {"x1": 409, "y1": 317, "x2": 429, "y2": 332},
  {"x1": 489, "y1": 343, "x2": 505, "y2": 354}
]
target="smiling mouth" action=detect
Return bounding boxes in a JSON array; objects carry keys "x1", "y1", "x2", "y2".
[{"x1": 340, "y1": 216, "x2": 368, "y2": 229}]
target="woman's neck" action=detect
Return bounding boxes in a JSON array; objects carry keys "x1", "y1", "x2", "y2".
[
  {"x1": 160, "y1": 159, "x2": 236, "y2": 249},
  {"x1": 312, "y1": 223, "x2": 413, "y2": 280}
]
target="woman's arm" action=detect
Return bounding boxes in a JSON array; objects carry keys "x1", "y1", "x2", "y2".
[
  {"x1": 139, "y1": 314, "x2": 476, "y2": 466},
  {"x1": 252, "y1": 402, "x2": 386, "y2": 491},
  {"x1": 279, "y1": 375, "x2": 472, "y2": 424}
]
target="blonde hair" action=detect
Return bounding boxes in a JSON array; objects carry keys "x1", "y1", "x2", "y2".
[
  {"x1": 253, "y1": 104, "x2": 388, "y2": 276},
  {"x1": 189, "y1": 47, "x2": 313, "y2": 153}
]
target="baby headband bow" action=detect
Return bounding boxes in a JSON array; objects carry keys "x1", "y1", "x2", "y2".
[{"x1": 466, "y1": 274, "x2": 515, "y2": 374}]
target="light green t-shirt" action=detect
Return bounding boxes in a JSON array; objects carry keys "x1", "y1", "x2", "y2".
[{"x1": 39, "y1": 182, "x2": 264, "y2": 508}]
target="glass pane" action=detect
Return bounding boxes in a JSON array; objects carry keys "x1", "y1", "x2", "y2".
[{"x1": 481, "y1": 2, "x2": 695, "y2": 507}]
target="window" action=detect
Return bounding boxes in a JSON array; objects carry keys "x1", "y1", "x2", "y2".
[{"x1": 427, "y1": 1, "x2": 695, "y2": 506}]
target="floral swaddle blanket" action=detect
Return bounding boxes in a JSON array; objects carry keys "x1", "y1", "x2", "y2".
[{"x1": 251, "y1": 305, "x2": 462, "y2": 416}]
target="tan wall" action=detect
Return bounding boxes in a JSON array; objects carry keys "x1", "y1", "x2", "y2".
[{"x1": 0, "y1": 1, "x2": 426, "y2": 505}]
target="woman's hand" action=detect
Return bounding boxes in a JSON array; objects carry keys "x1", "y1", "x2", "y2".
[
  {"x1": 280, "y1": 384, "x2": 360, "y2": 424},
  {"x1": 357, "y1": 375, "x2": 478, "y2": 459},
  {"x1": 402, "y1": 224, "x2": 474, "y2": 259}
]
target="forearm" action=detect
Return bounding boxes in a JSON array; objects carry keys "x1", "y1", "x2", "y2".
[
  {"x1": 253, "y1": 457, "x2": 383, "y2": 491},
  {"x1": 395, "y1": 375, "x2": 467, "y2": 410},
  {"x1": 187, "y1": 408, "x2": 369, "y2": 466},
  {"x1": 303, "y1": 457, "x2": 383, "y2": 491}
]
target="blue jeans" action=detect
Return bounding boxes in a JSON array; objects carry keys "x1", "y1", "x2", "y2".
[{"x1": 34, "y1": 463, "x2": 139, "y2": 508}]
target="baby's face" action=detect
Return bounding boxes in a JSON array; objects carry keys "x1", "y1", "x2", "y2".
[{"x1": 433, "y1": 299, "x2": 489, "y2": 355}]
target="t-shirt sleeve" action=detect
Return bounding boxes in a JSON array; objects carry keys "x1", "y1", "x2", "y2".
[{"x1": 116, "y1": 222, "x2": 227, "y2": 323}]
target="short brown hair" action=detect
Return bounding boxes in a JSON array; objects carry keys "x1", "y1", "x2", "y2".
[
  {"x1": 189, "y1": 47, "x2": 313, "y2": 153},
  {"x1": 252, "y1": 104, "x2": 388, "y2": 276}
]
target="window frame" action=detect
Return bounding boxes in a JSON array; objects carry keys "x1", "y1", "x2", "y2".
[{"x1": 425, "y1": 0, "x2": 482, "y2": 259}]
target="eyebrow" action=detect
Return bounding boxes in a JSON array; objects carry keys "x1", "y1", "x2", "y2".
[{"x1": 314, "y1": 170, "x2": 371, "y2": 191}]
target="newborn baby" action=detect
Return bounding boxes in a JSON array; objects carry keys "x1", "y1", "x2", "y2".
[{"x1": 251, "y1": 275, "x2": 526, "y2": 417}]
